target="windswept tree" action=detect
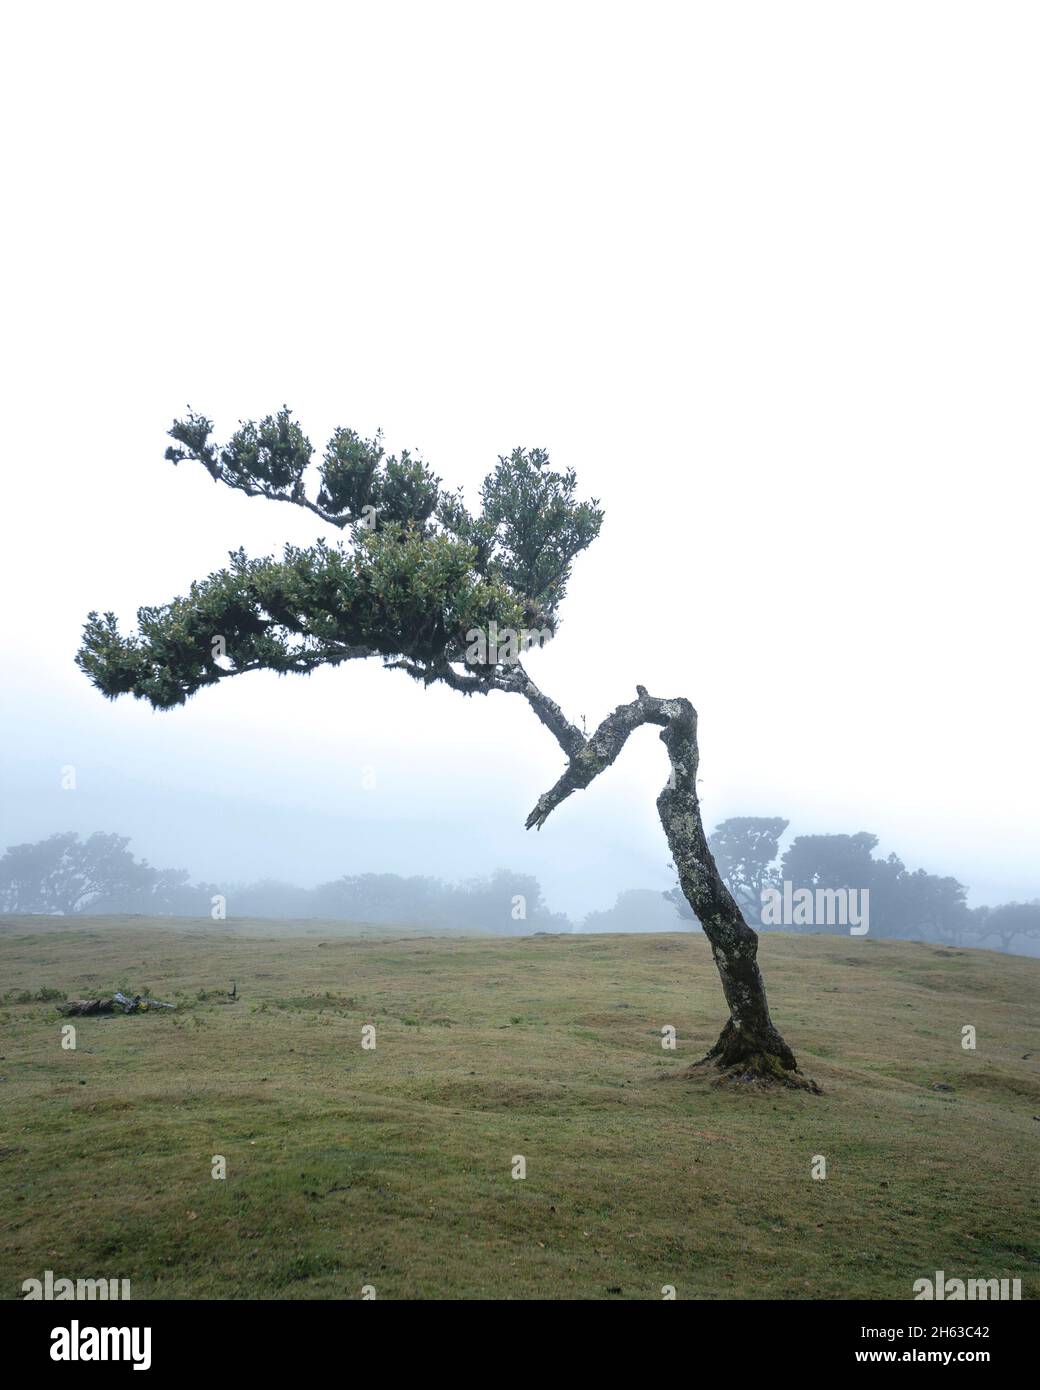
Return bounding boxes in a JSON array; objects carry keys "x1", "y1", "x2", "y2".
[{"x1": 77, "y1": 408, "x2": 813, "y2": 1087}]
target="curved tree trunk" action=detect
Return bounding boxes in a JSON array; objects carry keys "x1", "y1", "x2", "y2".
[
  {"x1": 515, "y1": 674, "x2": 817, "y2": 1090},
  {"x1": 656, "y1": 699, "x2": 816, "y2": 1088}
]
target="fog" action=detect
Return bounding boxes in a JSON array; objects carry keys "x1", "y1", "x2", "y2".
[{"x1": 2, "y1": 1, "x2": 1038, "y2": 921}]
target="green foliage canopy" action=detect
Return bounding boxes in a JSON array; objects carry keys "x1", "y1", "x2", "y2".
[{"x1": 77, "y1": 409, "x2": 603, "y2": 708}]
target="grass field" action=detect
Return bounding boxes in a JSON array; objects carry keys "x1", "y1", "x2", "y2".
[{"x1": 1, "y1": 915, "x2": 1037, "y2": 1300}]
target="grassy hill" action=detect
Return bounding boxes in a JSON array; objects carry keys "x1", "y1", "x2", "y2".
[{"x1": 1, "y1": 916, "x2": 1037, "y2": 1300}]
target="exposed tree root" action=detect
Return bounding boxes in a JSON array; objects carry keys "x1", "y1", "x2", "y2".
[
  {"x1": 685, "y1": 1019, "x2": 822, "y2": 1093},
  {"x1": 693, "y1": 1055, "x2": 822, "y2": 1093}
]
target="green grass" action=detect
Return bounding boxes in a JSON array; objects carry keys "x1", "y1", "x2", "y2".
[{"x1": 1, "y1": 915, "x2": 1037, "y2": 1300}]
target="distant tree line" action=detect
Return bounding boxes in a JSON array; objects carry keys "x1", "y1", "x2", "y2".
[
  {"x1": 665, "y1": 817, "x2": 1040, "y2": 954},
  {"x1": 0, "y1": 832, "x2": 568, "y2": 935},
  {"x1": 233, "y1": 868, "x2": 569, "y2": 934},
  {"x1": 579, "y1": 888, "x2": 698, "y2": 934},
  {"x1": 4, "y1": 827, "x2": 1037, "y2": 954}
]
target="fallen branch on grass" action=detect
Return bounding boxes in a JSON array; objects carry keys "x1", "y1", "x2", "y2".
[{"x1": 58, "y1": 993, "x2": 175, "y2": 1016}]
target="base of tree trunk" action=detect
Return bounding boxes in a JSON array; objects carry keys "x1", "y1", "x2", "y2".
[{"x1": 689, "y1": 1019, "x2": 821, "y2": 1093}]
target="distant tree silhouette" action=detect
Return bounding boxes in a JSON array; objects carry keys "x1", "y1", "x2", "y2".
[
  {"x1": 709, "y1": 817, "x2": 788, "y2": 925},
  {"x1": 309, "y1": 869, "x2": 565, "y2": 933},
  {"x1": 0, "y1": 832, "x2": 196, "y2": 916},
  {"x1": 980, "y1": 901, "x2": 1040, "y2": 952},
  {"x1": 780, "y1": 832, "x2": 971, "y2": 942},
  {"x1": 589, "y1": 887, "x2": 698, "y2": 934}
]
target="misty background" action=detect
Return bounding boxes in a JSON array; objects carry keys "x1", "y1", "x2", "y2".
[{"x1": 2, "y1": 3, "x2": 1038, "y2": 930}]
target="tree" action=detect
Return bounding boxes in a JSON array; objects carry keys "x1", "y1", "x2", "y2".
[
  {"x1": 76, "y1": 407, "x2": 812, "y2": 1086},
  {"x1": 708, "y1": 816, "x2": 788, "y2": 925},
  {"x1": 663, "y1": 816, "x2": 787, "y2": 926},
  {"x1": 308, "y1": 868, "x2": 566, "y2": 933},
  {"x1": 781, "y1": 832, "x2": 879, "y2": 907},
  {"x1": 226, "y1": 878, "x2": 317, "y2": 920},
  {"x1": 780, "y1": 832, "x2": 886, "y2": 935},
  {"x1": 442, "y1": 869, "x2": 569, "y2": 935},
  {"x1": 780, "y1": 832, "x2": 971, "y2": 943},
  {"x1": 310, "y1": 872, "x2": 447, "y2": 925},
  {"x1": 981, "y1": 901, "x2": 1040, "y2": 953},
  {"x1": 0, "y1": 831, "x2": 194, "y2": 916},
  {"x1": 587, "y1": 887, "x2": 699, "y2": 934},
  {"x1": 888, "y1": 867, "x2": 970, "y2": 944}
]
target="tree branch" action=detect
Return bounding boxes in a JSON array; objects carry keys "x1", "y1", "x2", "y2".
[
  {"x1": 214, "y1": 474, "x2": 352, "y2": 530},
  {"x1": 163, "y1": 643, "x2": 375, "y2": 701},
  {"x1": 495, "y1": 663, "x2": 587, "y2": 758},
  {"x1": 384, "y1": 658, "x2": 498, "y2": 694},
  {"x1": 386, "y1": 658, "x2": 588, "y2": 763},
  {"x1": 520, "y1": 684, "x2": 690, "y2": 829}
]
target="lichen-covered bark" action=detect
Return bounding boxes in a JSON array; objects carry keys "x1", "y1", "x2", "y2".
[
  {"x1": 653, "y1": 699, "x2": 813, "y2": 1086},
  {"x1": 516, "y1": 677, "x2": 816, "y2": 1090}
]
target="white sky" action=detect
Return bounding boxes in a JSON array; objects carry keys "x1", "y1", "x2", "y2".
[{"x1": 1, "y1": 1, "x2": 1037, "y2": 917}]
